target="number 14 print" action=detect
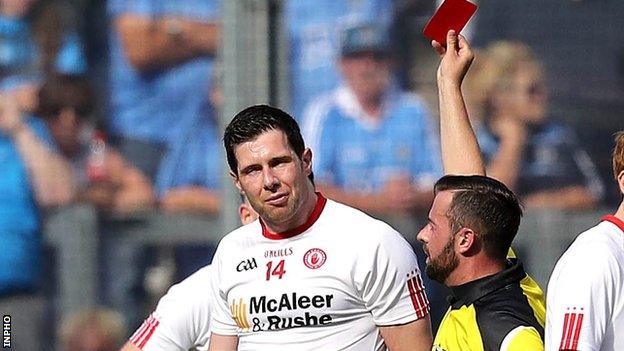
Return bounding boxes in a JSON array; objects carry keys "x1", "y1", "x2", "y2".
[{"x1": 265, "y1": 260, "x2": 286, "y2": 280}]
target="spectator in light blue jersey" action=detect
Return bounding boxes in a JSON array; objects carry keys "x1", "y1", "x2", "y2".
[
  {"x1": 156, "y1": 100, "x2": 222, "y2": 215},
  {"x1": 302, "y1": 23, "x2": 441, "y2": 215},
  {"x1": 284, "y1": 0, "x2": 395, "y2": 119},
  {"x1": 107, "y1": 0, "x2": 221, "y2": 179}
]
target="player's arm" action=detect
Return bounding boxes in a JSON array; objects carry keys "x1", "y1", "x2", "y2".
[
  {"x1": 380, "y1": 317, "x2": 433, "y2": 351},
  {"x1": 433, "y1": 30, "x2": 485, "y2": 176},
  {"x1": 207, "y1": 333, "x2": 238, "y2": 351},
  {"x1": 361, "y1": 225, "x2": 433, "y2": 349},
  {"x1": 545, "y1": 244, "x2": 616, "y2": 351}
]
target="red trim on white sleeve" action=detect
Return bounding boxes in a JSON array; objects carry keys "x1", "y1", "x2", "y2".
[
  {"x1": 129, "y1": 314, "x2": 161, "y2": 349},
  {"x1": 406, "y1": 271, "x2": 430, "y2": 319},
  {"x1": 558, "y1": 310, "x2": 584, "y2": 351}
]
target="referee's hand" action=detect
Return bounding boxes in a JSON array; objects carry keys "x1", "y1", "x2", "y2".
[{"x1": 432, "y1": 30, "x2": 474, "y2": 88}]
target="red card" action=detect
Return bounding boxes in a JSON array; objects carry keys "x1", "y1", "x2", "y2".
[{"x1": 423, "y1": 0, "x2": 478, "y2": 46}]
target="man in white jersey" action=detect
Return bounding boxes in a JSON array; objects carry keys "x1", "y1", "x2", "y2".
[
  {"x1": 120, "y1": 200, "x2": 258, "y2": 351},
  {"x1": 546, "y1": 132, "x2": 624, "y2": 351},
  {"x1": 208, "y1": 105, "x2": 433, "y2": 351}
]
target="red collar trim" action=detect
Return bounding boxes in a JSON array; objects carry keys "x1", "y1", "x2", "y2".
[
  {"x1": 602, "y1": 215, "x2": 624, "y2": 233},
  {"x1": 261, "y1": 193, "x2": 327, "y2": 240}
]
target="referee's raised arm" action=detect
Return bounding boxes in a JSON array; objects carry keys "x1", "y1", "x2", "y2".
[{"x1": 433, "y1": 30, "x2": 485, "y2": 176}]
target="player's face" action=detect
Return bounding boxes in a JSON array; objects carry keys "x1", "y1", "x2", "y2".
[
  {"x1": 417, "y1": 190, "x2": 459, "y2": 284},
  {"x1": 232, "y1": 129, "x2": 313, "y2": 229}
]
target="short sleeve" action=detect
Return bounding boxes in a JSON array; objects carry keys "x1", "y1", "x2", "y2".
[
  {"x1": 130, "y1": 267, "x2": 212, "y2": 350},
  {"x1": 209, "y1": 243, "x2": 239, "y2": 336},
  {"x1": 356, "y1": 225, "x2": 429, "y2": 326},
  {"x1": 546, "y1": 243, "x2": 618, "y2": 351},
  {"x1": 502, "y1": 326, "x2": 544, "y2": 351}
]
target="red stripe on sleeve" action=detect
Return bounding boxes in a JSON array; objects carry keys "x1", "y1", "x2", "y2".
[
  {"x1": 415, "y1": 274, "x2": 430, "y2": 312},
  {"x1": 130, "y1": 319, "x2": 150, "y2": 345},
  {"x1": 407, "y1": 278, "x2": 421, "y2": 316},
  {"x1": 137, "y1": 318, "x2": 160, "y2": 349},
  {"x1": 564, "y1": 313, "x2": 578, "y2": 350},
  {"x1": 570, "y1": 313, "x2": 584, "y2": 350},
  {"x1": 559, "y1": 313, "x2": 570, "y2": 350},
  {"x1": 407, "y1": 274, "x2": 429, "y2": 319},
  {"x1": 411, "y1": 277, "x2": 426, "y2": 318}
]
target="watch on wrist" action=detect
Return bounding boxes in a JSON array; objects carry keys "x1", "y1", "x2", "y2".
[{"x1": 165, "y1": 19, "x2": 184, "y2": 42}]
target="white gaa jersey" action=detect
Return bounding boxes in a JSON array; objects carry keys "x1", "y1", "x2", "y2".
[
  {"x1": 129, "y1": 265, "x2": 213, "y2": 351},
  {"x1": 209, "y1": 194, "x2": 429, "y2": 350},
  {"x1": 546, "y1": 215, "x2": 624, "y2": 351}
]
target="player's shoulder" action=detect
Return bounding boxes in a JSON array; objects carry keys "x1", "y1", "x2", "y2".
[
  {"x1": 323, "y1": 199, "x2": 409, "y2": 245},
  {"x1": 216, "y1": 220, "x2": 263, "y2": 249},
  {"x1": 562, "y1": 221, "x2": 621, "y2": 259},
  {"x1": 162, "y1": 265, "x2": 213, "y2": 303},
  {"x1": 552, "y1": 220, "x2": 623, "y2": 279}
]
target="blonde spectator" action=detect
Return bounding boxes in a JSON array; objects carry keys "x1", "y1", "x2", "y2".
[{"x1": 471, "y1": 41, "x2": 604, "y2": 210}]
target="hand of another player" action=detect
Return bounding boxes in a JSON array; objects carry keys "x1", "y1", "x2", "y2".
[
  {"x1": 432, "y1": 30, "x2": 474, "y2": 88},
  {"x1": 0, "y1": 93, "x2": 26, "y2": 137}
]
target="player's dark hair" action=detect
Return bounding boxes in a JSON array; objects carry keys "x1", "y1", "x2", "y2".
[
  {"x1": 434, "y1": 175, "x2": 523, "y2": 260},
  {"x1": 223, "y1": 105, "x2": 313, "y2": 183}
]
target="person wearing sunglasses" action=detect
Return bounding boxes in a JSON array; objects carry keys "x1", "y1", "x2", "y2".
[{"x1": 465, "y1": 41, "x2": 604, "y2": 211}]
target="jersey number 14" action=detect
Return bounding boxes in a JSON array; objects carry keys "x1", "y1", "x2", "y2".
[{"x1": 266, "y1": 260, "x2": 286, "y2": 280}]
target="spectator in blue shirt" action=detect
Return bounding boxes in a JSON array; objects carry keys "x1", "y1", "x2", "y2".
[
  {"x1": 284, "y1": 0, "x2": 395, "y2": 119},
  {"x1": 107, "y1": 0, "x2": 221, "y2": 180},
  {"x1": 468, "y1": 41, "x2": 604, "y2": 209},
  {"x1": 0, "y1": 84, "x2": 74, "y2": 351},
  {"x1": 302, "y1": 23, "x2": 441, "y2": 215},
  {"x1": 156, "y1": 100, "x2": 222, "y2": 215}
]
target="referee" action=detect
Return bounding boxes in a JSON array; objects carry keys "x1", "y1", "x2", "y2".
[{"x1": 421, "y1": 30, "x2": 546, "y2": 351}]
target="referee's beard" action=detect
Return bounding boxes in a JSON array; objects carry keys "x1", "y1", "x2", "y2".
[{"x1": 426, "y1": 236, "x2": 459, "y2": 284}]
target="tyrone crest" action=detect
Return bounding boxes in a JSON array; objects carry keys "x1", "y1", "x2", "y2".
[{"x1": 303, "y1": 248, "x2": 327, "y2": 269}]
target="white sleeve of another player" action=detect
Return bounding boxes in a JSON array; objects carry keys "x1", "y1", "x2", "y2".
[
  {"x1": 209, "y1": 242, "x2": 239, "y2": 336},
  {"x1": 356, "y1": 224, "x2": 430, "y2": 326},
  {"x1": 545, "y1": 242, "x2": 618, "y2": 351},
  {"x1": 129, "y1": 266, "x2": 212, "y2": 351}
]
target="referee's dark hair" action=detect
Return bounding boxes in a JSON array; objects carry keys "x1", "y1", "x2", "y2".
[
  {"x1": 223, "y1": 104, "x2": 314, "y2": 183},
  {"x1": 434, "y1": 175, "x2": 523, "y2": 261}
]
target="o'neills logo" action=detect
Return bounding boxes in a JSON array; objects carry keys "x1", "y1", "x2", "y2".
[
  {"x1": 230, "y1": 292, "x2": 334, "y2": 332},
  {"x1": 264, "y1": 247, "x2": 293, "y2": 258},
  {"x1": 303, "y1": 248, "x2": 326, "y2": 269}
]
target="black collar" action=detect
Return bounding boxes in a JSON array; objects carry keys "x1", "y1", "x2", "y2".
[{"x1": 448, "y1": 260, "x2": 526, "y2": 309}]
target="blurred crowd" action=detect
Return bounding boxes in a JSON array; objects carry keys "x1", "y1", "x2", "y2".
[{"x1": 1, "y1": 0, "x2": 623, "y2": 350}]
